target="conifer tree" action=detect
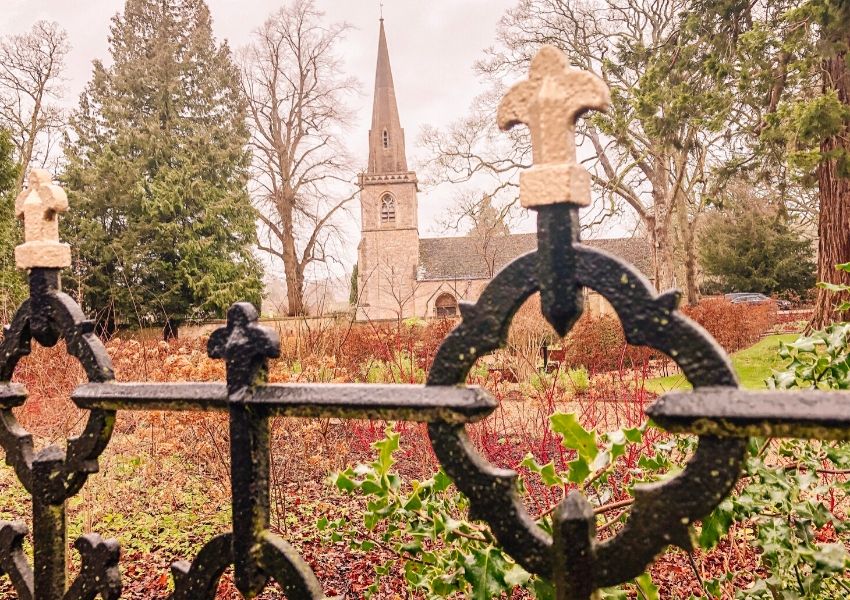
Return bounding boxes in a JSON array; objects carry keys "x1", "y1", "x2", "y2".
[
  {"x1": 63, "y1": 0, "x2": 261, "y2": 337},
  {"x1": 692, "y1": 0, "x2": 850, "y2": 326},
  {"x1": 0, "y1": 129, "x2": 22, "y2": 319}
]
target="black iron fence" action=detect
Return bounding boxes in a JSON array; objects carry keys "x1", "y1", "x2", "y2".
[{"x1": 2, "y1": 46, "x2": 848, "y2": 600}]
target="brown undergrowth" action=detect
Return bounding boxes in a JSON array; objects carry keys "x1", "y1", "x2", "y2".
[{"x1": 0, "y1": 298, "x2": 780, "y2": 598}]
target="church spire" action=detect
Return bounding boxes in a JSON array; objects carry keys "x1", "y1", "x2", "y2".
[{"x1": 368, "y1": 19, "x2": 408, "y2": 174}]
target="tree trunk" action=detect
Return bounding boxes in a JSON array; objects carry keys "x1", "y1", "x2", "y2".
[
  {"x1": 283, "y1": 248, "x2": 305, "y2": 317},
  {"x1": 652, "y1": 219, "x2": 675, "y2": 292},
  {"x1": 278, "y1": 194, "x2": 306, "y2": 317},
  {"x1": 684, "y1": 222, "x2": 700, "y2": 306},
  {"x1": 810, "y1": 50, "x2": 850, "y2": 329},
  {"x1": 676, "y1": 193, "x2": 700, "y2": 306},
  {"x1": 163, "y1": 318, "x2": 180, "y2": 341}
]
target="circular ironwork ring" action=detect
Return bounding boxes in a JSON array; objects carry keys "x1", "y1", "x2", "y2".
[
  {"x1": 0, "y1": 272, "x2": 116, "y2": 501},
  {"x1": 426, "y1": 246, "x2": 747, "y2": 586}
]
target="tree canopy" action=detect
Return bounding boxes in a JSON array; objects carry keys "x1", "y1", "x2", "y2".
[
  {"x1": 63, "y1": 0, "x2": 261, "y2": 336},
  {"x1": 0, "y1": 128, "x2": 22, "y2": 317},
  {"x1": 691, "y1": 0, "x2": 850, "y2": 324},
  {"x1": 699, "y1": 197, "x2": 815, "y2": 297}
]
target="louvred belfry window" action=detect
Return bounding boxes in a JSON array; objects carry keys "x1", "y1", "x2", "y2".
[
  {"x1": 381, "y1": 194, "x2": 396, "y2": 223},
  {"x1": 382, "y1": 129, "x2": 390, "y2": 148}
]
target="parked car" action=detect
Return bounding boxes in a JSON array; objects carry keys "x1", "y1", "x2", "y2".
[{"x1": 726, "y1": 292, "x2": 791, "y2": 311}]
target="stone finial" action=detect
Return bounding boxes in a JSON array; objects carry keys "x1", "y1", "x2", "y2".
[
  {"x1": 498, "y1": 45, "x2": 610, "y2": 208},
  {"x1": 14, "y1": 169, "x2": 71, "y2": 269}
]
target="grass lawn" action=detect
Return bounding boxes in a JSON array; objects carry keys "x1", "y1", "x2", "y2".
[{"x1": 644, "y1": 333, "x2": 800, "y2": 393}]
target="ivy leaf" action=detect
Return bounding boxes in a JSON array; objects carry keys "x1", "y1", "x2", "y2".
[
  {"x1": 623, "y1": 427, "x2": 643, "y2": 443},
  {"x1": 333, "y1": 471, "x2": 356, "y2": 492},
  {"x1": 531, "y1": 578, "x2": 556, "y2": 600},
  {"x1": 520, "y1": 455, "x2": 564, "y2": 486},
  {"x1": 503, "y1": 563, "x2": 531, "y2": 587},
  {"x1": 433, "y1": 470, "x2": 452, "y2": 492},
  {"x1": 817, "y1": 281, "x2": 850, "y2": 293},
  {"x1": 699, "y1": 498, "x2": 734, "y2": 549},
  {"x1": 567, "y1": 456, "x2": 591, "y2": 484},
  {"x1": 813, "y1": 543, "x2": 850, "y2": 571},
  {"x1": 374, "y1": 427, "x2": 400, "y2": 473}
]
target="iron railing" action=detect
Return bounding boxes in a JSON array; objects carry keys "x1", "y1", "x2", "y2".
[{"x1": 1, "y1": 45, "x2": 848, "y2": 600}]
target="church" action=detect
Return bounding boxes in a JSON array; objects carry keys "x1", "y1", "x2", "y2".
[{"x1": 355, "y1": 20, "x2": 652, "y2": 321}]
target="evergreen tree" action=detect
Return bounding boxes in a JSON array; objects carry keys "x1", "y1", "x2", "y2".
[
  {"x1": 699, "y1": 200, "x2": 816, "y2": 297},
  {"x1": 0, "y1": 129, "x2": 22, "y2": 319},
  {"x1": 63, "y1": 0, "x2": 261, "y2": 337},
  {"x1": 691, "y1": 0, "x2": 850, "y2": 325}
]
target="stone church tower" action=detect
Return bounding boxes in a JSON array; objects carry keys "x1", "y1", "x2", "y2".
[
  {"x1": 356, "y1": 19, "x2": 420, "y2": 320},
  {"x1": 354, "y1": 20, "x2": 655, "y2": 322}
]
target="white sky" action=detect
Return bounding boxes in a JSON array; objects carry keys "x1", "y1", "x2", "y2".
[{"x1": 1, "y1": 0, "x2": 627, "y2": 284}]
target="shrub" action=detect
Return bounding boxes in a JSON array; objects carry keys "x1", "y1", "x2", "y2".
[
  {"x1": 698, "y1": 195, "x2": 816, "y2": 297},
  {"x1": 325, "y1": 419, "x2": 668, "y2": 599},
  {"x1": 681, "y1": 298, "x2": 776, "y2": 353},
  {"x1": 563, "y1": 367, "x2": 589, "y2": 394}
]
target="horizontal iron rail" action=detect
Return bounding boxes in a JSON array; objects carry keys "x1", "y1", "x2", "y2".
[
  {"x1": 0, "y1": 383, "x2": 26, "y2": 407},
  {"x1": 72, "y1": 382, "x2": 496, "y2": 423},
  {"x1": 647, "y1": 387, "x2": 850, "y2": 440}
]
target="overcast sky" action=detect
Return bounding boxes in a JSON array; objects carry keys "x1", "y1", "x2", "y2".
[{"x1": 1, "y1": 0, "x2": 518, "y2": 241}]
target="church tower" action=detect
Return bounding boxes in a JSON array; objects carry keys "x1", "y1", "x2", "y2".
[{"x1": 357, "y1": 18, "x2": 420, "y2": 320}]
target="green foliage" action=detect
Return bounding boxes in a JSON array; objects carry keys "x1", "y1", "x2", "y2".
[
  {"x1": 526, "y1": 367, "x2": 590, "y2": 397},
  {"x1": 817, "y1": 262, "x2": 850, "y2": 313},
  {"x1": 349, "y1": 263, "x2": 358, "y2": 307},
  {"x1": 333, "y1": 327, "x2": 850, "y2": 599},
  {"x1": 690, "y1": 0, "x2": 850, "y2": 182},
  {"x1": 769, "y1": 323, "x2": 850, "y2": 389},
  {"x1": 700, "y1": 437, "x2": 850, "y2": 598},
  {"x1": 698, "y1": 201, "x2": 815, "y2": 295},
  {"x1": 361, "y1": 351, "x2": 425, "y2": 384},
  {"x1": 696, "y1": 321, "x2": 850, "y2": 597},
  {"x1": 324, "y1": 419, "x2": 666, "y2": 598},
  {"x1": 0, "y1": 129, "x2": 24, "y2": 316},
  {"x1": 63, "y1": 0, "x2": 261, "y2": 332}
]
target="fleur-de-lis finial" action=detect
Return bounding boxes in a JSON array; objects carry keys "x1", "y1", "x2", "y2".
[
  {"x1": 498, "y1": 46, "x2": 610, "y2": 208},
  {"x1": 14, "y1": 169, "x2": 71, "y2": 269},
  {"x1": 208, "y1": 302, "x2": 280, "y2": 397}
]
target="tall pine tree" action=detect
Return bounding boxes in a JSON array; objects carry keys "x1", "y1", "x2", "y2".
[
  {"x1": 63, "y1": 0, "x2": 261, "y2": 337},
  {"x1": 0, "y1": 129, "x2": 22, "y2": 320}
]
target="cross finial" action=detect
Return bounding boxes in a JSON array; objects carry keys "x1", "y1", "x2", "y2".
[
  {"x1": 14, "y1": 169, "x2": 71, "y2": 269},
  {"x1": 498, "y1": 46, "x2": 610, "y2": 208},
  {"x1": 208, "y1": 303, "x2": 280, "y2": 397}
]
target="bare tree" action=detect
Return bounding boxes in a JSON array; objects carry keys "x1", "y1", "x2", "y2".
[
  {"x1": 439, "y1": 191, "x2": 513, "y2": 278},
  {"x1": 240, "y1": 0, "x2": 358, "y2": 316},
  {"x1": 356, "y1": 259, "x2": 421, "y2": 325},
  {"x1": 0, "y1": 21, "x2": 68, "y2": 190},
  {"x1": 422, "y1": 0, "x2": 736, "y2": 302}
]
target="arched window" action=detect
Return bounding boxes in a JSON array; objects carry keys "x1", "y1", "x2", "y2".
[
  {"x1": 382, "y1": 129, "x2": 390, "y2": 148},
  {"x1": 380, "y1": 194, "x2": 396, "y2": 223},
  {"x1": 434, "y1": 293, "x2": 458, "y2": 318}
]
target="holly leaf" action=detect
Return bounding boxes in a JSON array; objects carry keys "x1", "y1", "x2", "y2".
[
  {"x1": 550, "y1": 413, "x2": 598, "y2": 462},
  {"x1": 463, "y1": 547, "x2": 511, "y2": 599},
  {"x1": 634, "y1": 573, "x2": 659, "y2": 600}
]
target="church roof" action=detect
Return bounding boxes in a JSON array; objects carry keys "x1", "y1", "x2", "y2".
[{"x1": 418, "y1": 233, "x2": 654, "y2": 281}]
